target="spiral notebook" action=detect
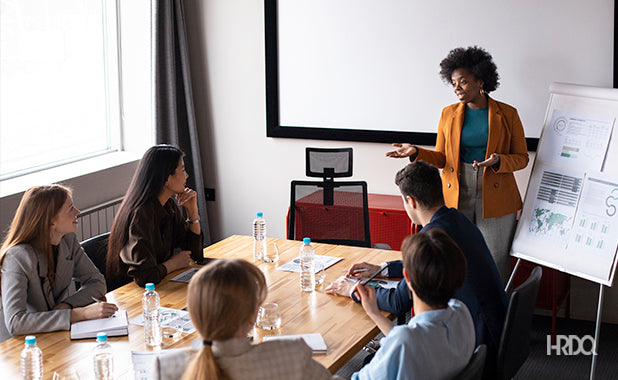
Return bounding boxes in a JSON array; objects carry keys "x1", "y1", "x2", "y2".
[{"x1": 70, "y1": 310, "x2": 129, "y2": 340}]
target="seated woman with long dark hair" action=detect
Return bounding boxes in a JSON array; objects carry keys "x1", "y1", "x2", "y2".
[
  {"x1": 0, "y1": 185, "x2": 117, "y2": 343},
  {"x1": 106, "y1": 145, "x2": 203, "y2": 288}
]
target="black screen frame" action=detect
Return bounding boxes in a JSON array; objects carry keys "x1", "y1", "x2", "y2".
[{"x1": 265, "y1": 0, "x2": 618, "y2": 152}]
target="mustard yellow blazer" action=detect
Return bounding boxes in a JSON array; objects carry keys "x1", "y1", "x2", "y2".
[{"x1": 415, "y1": 97, "x2": 529, "y2": 219}]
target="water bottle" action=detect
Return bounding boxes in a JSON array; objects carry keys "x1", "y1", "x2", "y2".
[
  {"x1": 299, "y1": 237, "x2": 315, "y2": 292},
  {"x1": 20, "y1": 335, "x2": 42, "y2": 380},
  {"x1": 143, "y1": 282, "x2": 162, "y2": 346},
  {"x1": 253, "y1": 212, "x2": 267, "y2": 261},
  {"x1": 93, "y1": 332, "x2": 113, "y2": 380}
]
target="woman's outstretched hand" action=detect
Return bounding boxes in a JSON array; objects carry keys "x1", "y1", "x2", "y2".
[
  {"x1": 473, "y1": 153, "x2": 500, "y2": 169},
  {"x1": 386, "y1": 143, "x2": 417, "y2": 158}
]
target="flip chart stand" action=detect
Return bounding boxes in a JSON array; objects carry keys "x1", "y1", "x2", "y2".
[{"x1": 590, "y1": 284, "x2": 605, "y2": 380}]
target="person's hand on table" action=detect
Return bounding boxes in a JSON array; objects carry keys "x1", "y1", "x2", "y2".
[
  {"x1": 385, "y1": 143, "x2": 417, "y2": 158},
  {"x1": 163, "y1": 250, "x2": 192, "y2": 273},
  {"x1": 325, "y1": 276, "x2": 355, "y2": 298},
  {"x1": 346, "y1": 262, "x2": 381, "y2": 278},
  {"x1": 473, "y1": 153, "x2": 500, "y2": 168},
  {"x1": 71, "y1": 301, "x2": 118, "y2": 322}
]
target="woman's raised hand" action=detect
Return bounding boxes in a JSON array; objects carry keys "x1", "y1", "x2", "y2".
[
  {"x1": 385, "y1": 143, "x2": 417, "y2": 158},
  {"x1": 176, "y1": 188, "x2": 198, "y2": 215}
]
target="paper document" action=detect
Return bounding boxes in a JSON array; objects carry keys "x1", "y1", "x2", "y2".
[
  {"x1": 525, "y1": 165, "x2": 584, "y2": 248},
  {"x1": 538, "y1": 109, "x2": 614, "y2": 171},
  {"x1": 263, "y1": 333, "x2": 328, "y2": 354},
  {"x1": 130, "y1": 307, "x2": 196, "y2": 334},
  {"x1": 567, "y1": 176, "x2": 618, "y2": 261},
  {"x1": 277, "y1": 255, "x2": 342, "y2": 273},
  {"x1": 345, "y1": 276, "x2": 399, "y2": 289},
  {"x1": 70, "y1": 310, "x2": 128, "y2": 340}
]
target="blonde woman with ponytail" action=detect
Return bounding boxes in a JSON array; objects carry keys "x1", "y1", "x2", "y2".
[
  {"x1": 172, "y1": 259, "x2": 336, "y2": 380},
  {"x1": 0, "y1": 185, "x2": 117, "y2": 342}
]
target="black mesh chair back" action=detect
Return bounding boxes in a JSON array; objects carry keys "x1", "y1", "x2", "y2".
[
  {"x1": 288, "y1": 180, "x2": 371, "y2": 248},
  {"x1": 305, "y1": 147, "x2": 353, "y2": 179},
  {"x1": 80, "y1": 232, "x2": 130, "y2": 292},
  {"x1": 455, "y1": 344, "x2": 487, "y2": 380},
  {"x1": 497, "y1": 266, "x2": 542, "y2": 380},
  {"x1": 81, "y1": 233, "x2": 109, "y2": 277}
]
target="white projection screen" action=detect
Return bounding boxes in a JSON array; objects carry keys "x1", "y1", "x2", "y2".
[{"x1": 265, "y1": 0, "x2": 616, "y2": 150}]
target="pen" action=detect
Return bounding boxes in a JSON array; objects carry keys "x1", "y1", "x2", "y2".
[
  {"x1": 91, "y1": 296, "x2": 102, "y2": 304},
  {"x1": 341, "y1": 268, "x2": 369, "y2": 274},
  {"x1": 361, "y1": 266, "x2": 387, "y2": 286}
]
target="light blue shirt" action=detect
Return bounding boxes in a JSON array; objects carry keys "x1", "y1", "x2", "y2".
[{"x1": 352, "y1": 299, "x2": 475, "y2": 380}]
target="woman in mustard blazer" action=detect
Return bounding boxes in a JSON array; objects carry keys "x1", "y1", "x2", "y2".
[{"x1": 387, "y1": 46, "x2": 529, "y2": 284}]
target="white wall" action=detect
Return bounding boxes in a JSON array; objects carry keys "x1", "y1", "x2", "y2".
[{"x1": 185, "y1": 0, "x2": 617, "y2": 323}]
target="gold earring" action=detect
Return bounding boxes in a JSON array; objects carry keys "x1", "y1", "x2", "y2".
[{"x1": 480, "y1": 88, "x2": 485, "y2": 96}]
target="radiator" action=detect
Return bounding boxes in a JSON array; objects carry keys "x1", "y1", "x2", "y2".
[{"x1": 76, "y1": 198, "x2": 123, "y2": 241}]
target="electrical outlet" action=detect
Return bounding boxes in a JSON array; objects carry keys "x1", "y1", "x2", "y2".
[{"x1": 204, "y1": 188, "x2": 215, "y2": 201}]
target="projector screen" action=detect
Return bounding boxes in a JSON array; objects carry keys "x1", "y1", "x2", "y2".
[{"x1": 265, "y1": 0, "x2": 616, "y2": 150}]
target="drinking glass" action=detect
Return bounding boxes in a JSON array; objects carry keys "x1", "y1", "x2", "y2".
[
  {"x1": 315, "y1": 262, "x2": 326, "y2": 286},
  {"x1": 256, "y1": 302, "x2": 281, "y2": 330},
  {"x1": 263, "y1": 242, "x2": 279, "y2": 263},
  {"x1": 53, "y1": 367, "x2": 80, "y2": 380}
]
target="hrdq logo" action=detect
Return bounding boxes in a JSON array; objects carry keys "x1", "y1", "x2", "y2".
[{"x1": 547, "y1": 335, "x2": 597, "y2": 355}]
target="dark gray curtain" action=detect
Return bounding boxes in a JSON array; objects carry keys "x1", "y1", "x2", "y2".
[{"x1": 152, "y1": 0, "x2": 211, "y2": 245}]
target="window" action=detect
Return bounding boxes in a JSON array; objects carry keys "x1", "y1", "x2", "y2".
[{"x1": 0, "y1": 0, "x2": 121, "y2": 180}]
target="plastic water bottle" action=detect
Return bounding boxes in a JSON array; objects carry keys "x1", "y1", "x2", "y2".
[
  {"x1": 143, "y1": 282, "x2": 162, "y2": 346},
  {"x1": 20, "y1": 335, "x2": 42, "y2": 380},
  {"x1": 253, "y1": 212, "x2": 267, "y2": 261},
  {"x1": 299, "y1": 237, "x2": 315, "y2": 292},
  {"x1": 93, "y1": 332, "x2": 113, "y2": 380}
]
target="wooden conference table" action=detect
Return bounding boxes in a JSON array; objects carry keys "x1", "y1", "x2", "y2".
[{"x1": 0, "y1": 235, "x2": 402, "y2": 379}]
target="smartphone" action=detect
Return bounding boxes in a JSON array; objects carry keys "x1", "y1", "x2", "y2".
[{"x1": 196, "y1": 257, "x2": 217, "y2": 266}]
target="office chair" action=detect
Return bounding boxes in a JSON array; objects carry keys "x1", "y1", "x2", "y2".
[
  {"x1": 455, "y1": 344, "x2": 487, "y2": 380},
  {"x1": 496, "y1": 266, "x2": 542, "y2": 380},
  {"x1": 81, "y1": 232, "x2": 130, "y2": 292},
  {"x1": 287, "y1": 147, "x2": 371, "y2": 248},
  {"x1": 81, "y1": 233, "x2": 109, "y2": 278}
]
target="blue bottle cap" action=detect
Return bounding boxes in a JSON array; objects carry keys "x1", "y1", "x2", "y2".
[
  {"x1": 96, "y1": 332, "x2": 108, "y2": 342},
  {"x1": 25, "y1": 335, "x2": 36, "y2": 345},
  {"x1": 256, "y1": 212, "x2": 263, "y2": 217},
  {"x1": 145, "y1": 283, "x2": 155, "y2": 291},
  {"x1": 303, "y1": 237, "x2": 311, "y2": 244}
]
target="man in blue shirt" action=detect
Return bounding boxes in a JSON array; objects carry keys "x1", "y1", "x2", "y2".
[
  {"x1": 351, "y1": 229, "x2": 475, "y2": 379},
  {"x1": 326, "y1": 161, "x2": 507, "y2": 377}
]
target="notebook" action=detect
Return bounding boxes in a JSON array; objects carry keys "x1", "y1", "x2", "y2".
[
  {"x1": 262, "y1": 333, "x2": 328, "y2": 354},
  {"x1": 70, "y1": 310, "x2": 129, "y2": 340}
]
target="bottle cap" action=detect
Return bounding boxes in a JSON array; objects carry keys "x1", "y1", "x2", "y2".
[
  {"x1": 256, "y1": 212, "x2": 263, "y2": 217},
  {"x1": 96, "y1": 332, "x2": 108, "y2": 342},
  {"x1": 303, "y1": 237, "x2": 311, "y2": 244},
  {"x1": 25, "y1": 335, "x2": 36, "y2": 345},
  {"x1": 145, "y1": 283, "x2": 155, "y2": 291}
]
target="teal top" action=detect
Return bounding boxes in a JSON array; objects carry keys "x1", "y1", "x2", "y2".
[{"x1": 460, "y1": 107, "x2": 489, "y2": 163}]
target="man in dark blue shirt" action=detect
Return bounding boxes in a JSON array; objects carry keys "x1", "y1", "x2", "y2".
[{"x1": 326, "y1": 161, "x2": 507, "y2": 377}]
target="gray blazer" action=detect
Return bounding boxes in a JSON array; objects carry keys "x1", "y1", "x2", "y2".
[
  {"x1": 0, "y1": 233, "x2": 106, "y2": 342},
  {"x1": 156, "y1": 337, "x2": 339, "y2": 380}
]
